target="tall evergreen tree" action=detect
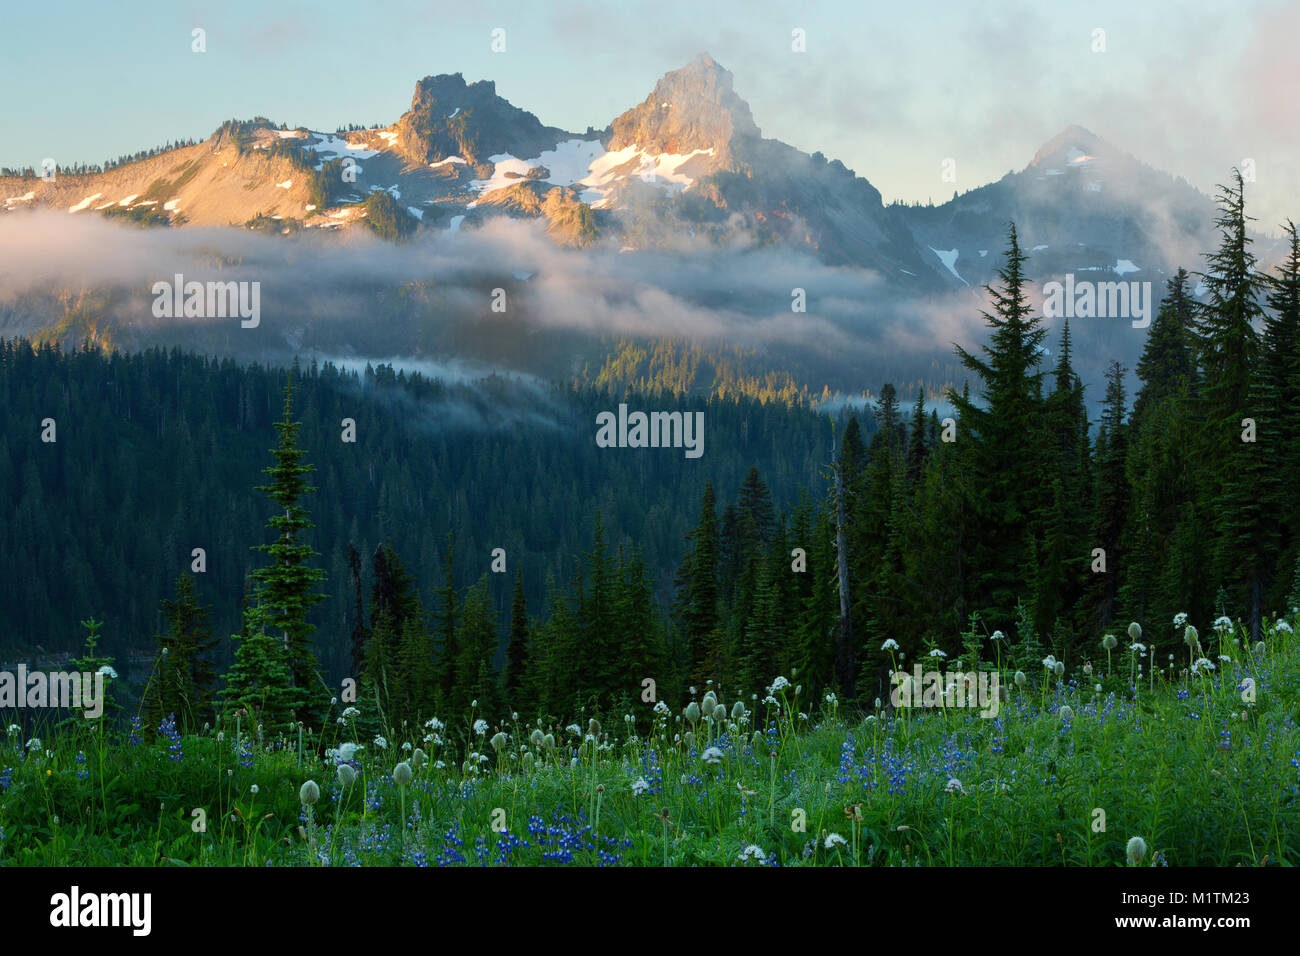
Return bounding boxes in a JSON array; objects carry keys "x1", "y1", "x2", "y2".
[
  {"x1": 676, "y1": 482, "x2": 720, "y2": 684},
  {"x1": 948, "y1": 224, "x2": 1048, "y2": 633},
  {"x1": 1261, "y1": 222, "x2": 1300, "y2": 602},
  {"x1": 1195, "y1": 170, "x2": 1268, "y2": 637},
  {"x1": 504, "y1": 568, "x2": 531, "y2": 711},
  {"x1": 1033, "y1": 321, "x2": 1091, "y2": 647},
  {"x1": 1086, "y1": 362, "x2": 1129, "y2": 634},
  {"x1": 249, "y1": 376, "x2": 328, "y2": 726},
  {"x1": 1121, "y1": 271, "x2": 1207, "y2": 630},
  {"x1": 905, "y1": 388, "x2": 929, "y2": 485}
]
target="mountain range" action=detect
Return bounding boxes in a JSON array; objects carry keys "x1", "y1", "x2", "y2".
[
  {"x1": 0, "y1": 53, "x2": 1284, "y2": 402},
  {"x1": 3, "y1": 54, "x2": 1250, "y2": 285}
]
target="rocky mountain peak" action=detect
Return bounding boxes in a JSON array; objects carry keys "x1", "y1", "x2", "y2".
[
  {"x1": 606, "y1": 53, "x2": 760, "y2": 163},
  {"x1": 395, "y1": 71, "x2": 568, "y2": 167}
]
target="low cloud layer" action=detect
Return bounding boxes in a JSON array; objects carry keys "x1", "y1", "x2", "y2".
[{"x1": 0, "y1": 209, "x2": 1201, "y2": 409}]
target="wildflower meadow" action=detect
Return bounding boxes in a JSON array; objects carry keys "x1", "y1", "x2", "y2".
[{"x1": 2, "y1": 614, "x2": 1295, "y2": 869}]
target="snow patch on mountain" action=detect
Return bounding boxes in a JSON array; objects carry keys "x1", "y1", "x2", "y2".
[
  {"x1": 306, "y1": 133, "x2": 379, "y2": 165},
  {"x1": 579, "y1": 145, "x2": 716, "y2": 207},
  {"x1": 68, "y1": 193, "x2": 102, "y2": 213},
  {"x1": 929, "y1": 247, "x2": 968, "y2": 286}
]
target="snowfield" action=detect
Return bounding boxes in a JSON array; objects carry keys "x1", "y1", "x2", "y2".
[
  {"x1": 68, "y1": 193, "x2": 103, "y2": 213},
  {"x1": 467, "y1": 140, "x2": 716, "y2": 209}
]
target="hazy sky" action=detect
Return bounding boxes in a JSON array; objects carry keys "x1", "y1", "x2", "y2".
[{"x1": 3, "y1": 0, "x2": 1296, "y2": 229}]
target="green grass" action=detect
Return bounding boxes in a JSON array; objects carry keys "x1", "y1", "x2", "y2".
[{"x1": 2, "y1": 619, "x2": 1297, "y2": 867}]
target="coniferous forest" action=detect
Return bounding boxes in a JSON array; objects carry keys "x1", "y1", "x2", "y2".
[{"x1": 2, "y1": 171, "x2": 1296, "y2": 730}]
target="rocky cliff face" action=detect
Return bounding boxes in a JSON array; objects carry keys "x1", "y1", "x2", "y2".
[
  {"x1": 607, "y1": 54, "x2": 759, "y2": 174},
  {"x1": 395, "y1": 73, "x2": 571, "y2": 168}
]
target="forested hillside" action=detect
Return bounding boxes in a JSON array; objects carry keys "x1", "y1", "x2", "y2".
[{"x1": 0, "y1": 344, "x2": 832, "y2": 685}]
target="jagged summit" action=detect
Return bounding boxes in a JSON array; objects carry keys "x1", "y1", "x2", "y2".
[
  {"x1": 394, "y1": 71, "x2": 572, "y2": 167},
  {"x1": 607, "y1": 53, "x2": 760, "y2": 165}
]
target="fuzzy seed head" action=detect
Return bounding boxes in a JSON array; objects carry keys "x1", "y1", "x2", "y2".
[{"x1": 1126, "y1": 836, "x2": 1147, "y2": 864}]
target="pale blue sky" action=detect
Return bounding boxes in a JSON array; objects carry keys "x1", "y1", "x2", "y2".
[{"x1": 3, "y1": 0, "x2": 1296, "y2": 226}]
